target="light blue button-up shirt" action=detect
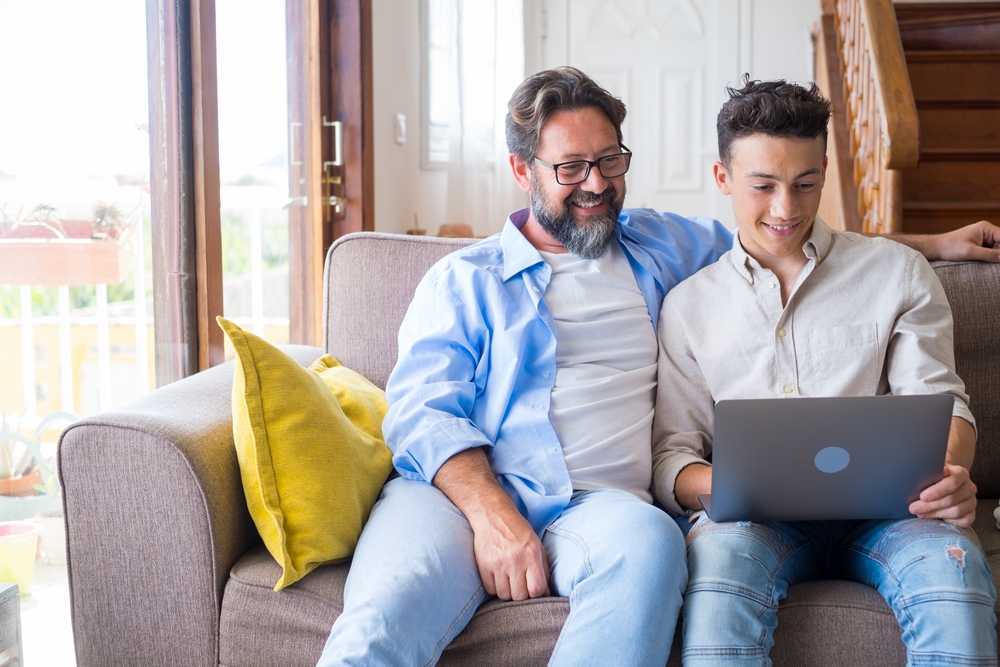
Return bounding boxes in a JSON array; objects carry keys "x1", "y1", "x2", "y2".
[{"x1": 385, "y1": 207, "x2": 733, "y2": 534}]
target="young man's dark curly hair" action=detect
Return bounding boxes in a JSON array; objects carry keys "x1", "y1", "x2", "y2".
[{"x1": 717, "y1": 75, "x2": 832, "y2": 169}]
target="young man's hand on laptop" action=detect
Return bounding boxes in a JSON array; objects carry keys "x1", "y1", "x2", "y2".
[{"x1": 908, "y1": 417, "x2": 977, "y2": 528}]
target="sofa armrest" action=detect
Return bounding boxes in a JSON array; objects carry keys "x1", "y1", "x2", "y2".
[{"x1": 58, "y1": 344, "x2": 325, "y2": 667}]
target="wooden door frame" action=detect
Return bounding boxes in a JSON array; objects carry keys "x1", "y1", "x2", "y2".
[
  {"x1": 147, "y1": 0, "x2": 225, "y2": 385},
  {"x1": 289, "y1": 0, "x2": 374, "y2": 346},
  {"x1": 146, "y1": 0, "x2": 374, "y2": 374}
]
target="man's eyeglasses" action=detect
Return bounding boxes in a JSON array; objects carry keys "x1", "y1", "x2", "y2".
[{"x1": 533, "y1": 145, "x2": 632, "y2": 186}]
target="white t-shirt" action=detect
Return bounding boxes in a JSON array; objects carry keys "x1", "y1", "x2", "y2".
[{"x1": 540, "y1": 242, "x2": 658, "y2": 502}]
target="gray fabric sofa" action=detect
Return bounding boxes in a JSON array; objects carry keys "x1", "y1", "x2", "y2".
[{"x1": 59, "y1": 231, "x2": 1000, "y2": 667}]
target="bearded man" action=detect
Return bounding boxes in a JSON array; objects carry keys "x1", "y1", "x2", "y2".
[{"x1": 315, "y1": 67, "x2": 1000, "y2": 667}]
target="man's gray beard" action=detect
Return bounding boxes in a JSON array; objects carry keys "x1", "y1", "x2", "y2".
[{"x1": 530, "y1": 180, "x2": 624, "y2": 259}]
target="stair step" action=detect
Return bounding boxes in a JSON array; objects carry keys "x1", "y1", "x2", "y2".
[
  {"x1": 901, "y1": 161, "x2": 1000, "y2": 202},
  {"x1": 918, "y1": 107, "x2": 1000, "y2": 150},
  {"x1": 917, "y1": 99, "x2": 1000, "y2": 109},
  {"x1": 921, "y1": 149, "x2": 1000, "y2": 162},
  {"x1": 902, "y1": 202, "x2": 1000, "y2": 235},
  {"x1": 907, "y1": 51, "x2": 1000, "y2": 102},
  {"x1": 895, "y1": 2, "x2": 1000, "y2": 23},
  {"x1": 898, "y1": 11, "x2": 1000, "y2": 50}
]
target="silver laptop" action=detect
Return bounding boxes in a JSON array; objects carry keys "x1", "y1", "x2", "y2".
[{"x1": 698, "y1": 394, "x2": 953, "y2": 523}]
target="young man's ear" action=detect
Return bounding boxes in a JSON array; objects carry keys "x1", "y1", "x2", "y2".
[
  {"x1": 713, "y1": 161, "x2": 732, "y2": 196},
  {"x1": 510, "y1": 154, "x2": 533, "y2": 194}
]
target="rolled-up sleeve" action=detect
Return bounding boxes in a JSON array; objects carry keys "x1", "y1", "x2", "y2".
[
  {"x1": 651, "y1": 292, "x2": 716, "y2": 516},
  {"x1": 384, "y1": 271, "x2": 494, "y2": 484}
]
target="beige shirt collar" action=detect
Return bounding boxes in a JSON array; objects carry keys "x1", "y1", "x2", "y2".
[{"x1": 729, "y1": 217, "x2": 833, "y2": 283}]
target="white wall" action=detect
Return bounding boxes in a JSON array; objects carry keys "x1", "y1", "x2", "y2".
[{"x1": 371, "y1": 0, "x2": 448, "y2": 236}]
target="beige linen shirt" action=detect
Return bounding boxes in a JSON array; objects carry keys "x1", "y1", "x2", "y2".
[{"x1": 651, "y1": 218, "x2": 975, "y2": 516}]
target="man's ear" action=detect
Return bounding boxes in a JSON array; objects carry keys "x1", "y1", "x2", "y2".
[
  {"x1": 713, "y1": 161, "x2": 732, "y2": 196},
  {"x1": 510, "y1": 154, "x2": 532, "y2": 194},
  {"x1": 820, "y1": 155, "x2": 829, "y2": 188}
]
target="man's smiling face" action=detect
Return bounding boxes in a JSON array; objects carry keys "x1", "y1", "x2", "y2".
[
  {"x1": 527, "y1": 106, "x2": 627, "y2": 259},
  {"x1": 714, "y1": 133, "x2": 827, "y2": 269}
]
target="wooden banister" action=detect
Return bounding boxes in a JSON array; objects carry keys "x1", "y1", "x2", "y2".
[{"x1": 823, "y1": 0, "x2": 920, "y2": 233}]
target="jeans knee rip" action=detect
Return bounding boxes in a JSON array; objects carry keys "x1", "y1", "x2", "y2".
[{"x1": 947, "y1": 543, "x2": 967, "y2": 586}]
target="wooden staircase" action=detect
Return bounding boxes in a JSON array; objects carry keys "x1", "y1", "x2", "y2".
[
  {"x1": 816, "y1": 0, "x2": 1000, "y2": 234},
  {"x1": 895, "y1": 3, "x2": 1000, "y2": 234}
]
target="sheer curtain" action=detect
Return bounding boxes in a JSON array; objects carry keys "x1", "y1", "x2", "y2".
[{"x1": 439, "y1": 0, "x2": 527, "y2": 236}]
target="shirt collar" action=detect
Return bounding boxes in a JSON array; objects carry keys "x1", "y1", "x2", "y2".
[
  {"x1": 729, "y1": 216, "x2": 832, "y2": 283},
  {"x1": 500, "y1": 208, "x2": 547, "y2": 282}
]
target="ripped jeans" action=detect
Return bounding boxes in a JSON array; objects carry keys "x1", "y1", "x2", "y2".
[{"x1": 683, "y1": 517, "x2": 997, "y2": 667}]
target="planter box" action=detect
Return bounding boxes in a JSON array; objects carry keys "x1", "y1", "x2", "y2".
[{"x1": 0, "y1": 219, "x2": 131, "y2": 286}]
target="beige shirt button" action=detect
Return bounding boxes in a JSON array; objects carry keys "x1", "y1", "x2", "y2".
[
  {"x1": 783, "y1": 386, "x2": 793, "y2": 394},
  {"x1": 778, "y1": 329, "x2": 786, "y2": 338},
  {"x1": 767, "y1": 282, "x2": 776, "y2": 289}
]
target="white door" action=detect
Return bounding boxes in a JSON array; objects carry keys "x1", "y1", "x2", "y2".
[{"x1": 539, "y1": 0, "x2": 820, "y2": 227}]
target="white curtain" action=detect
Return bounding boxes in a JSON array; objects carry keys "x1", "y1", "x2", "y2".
[{"x1": 440, "y1": 0, "x2": 527, "y2": 236}]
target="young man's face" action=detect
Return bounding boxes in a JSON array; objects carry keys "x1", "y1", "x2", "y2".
[
  {"x1": 714, "y1": 134, "x2": 827, "y2": 267},
  {"x1": 512, "y1": 106, "x2": 627, "y2": 258}
]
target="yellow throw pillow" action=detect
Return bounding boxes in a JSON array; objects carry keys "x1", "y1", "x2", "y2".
[{"x1": 217, "y1": 317, "x2": 393, "y2": 590}]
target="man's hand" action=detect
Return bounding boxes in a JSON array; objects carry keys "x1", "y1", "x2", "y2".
[
  {"x1": 909, "y1": 464, "x2": 977, "y2": 528},
  {"x1": 892, "y1": 220, "x2": 1000, "y2": 262},
  {"x1": 932, "y1": 220, "x2": 1000, "y2": 262},
  {"x1": 467, "y1": 502, "x2": 551, "y2": 600},
  {"x1": 432, "y1": 447, "x2": 550, "y2": 601}
]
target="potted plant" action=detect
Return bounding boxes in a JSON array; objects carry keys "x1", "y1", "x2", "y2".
[
  {"x1": 0, "y1": 200, "x2": 136, "y2": 287},
  {"x1": 0, "y1": 411, "x2": 75, "y2": 522}
]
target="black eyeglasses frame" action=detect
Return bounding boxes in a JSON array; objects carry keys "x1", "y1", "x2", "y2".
[{"x1": 532, "y1": 144, "x2": 632, "y2": 186}]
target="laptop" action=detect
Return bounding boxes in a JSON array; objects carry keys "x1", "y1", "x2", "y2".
[{"x1": 698, "y1": 394, "x2": 953, "y2": 523}]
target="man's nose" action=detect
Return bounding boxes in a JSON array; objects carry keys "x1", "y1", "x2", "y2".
[
  {"x1": 579, "y1": 163, "x2": 609, "y2": 192},
  {"x1": 771, "y1": 188, "x2": 798, "y2": 220}
]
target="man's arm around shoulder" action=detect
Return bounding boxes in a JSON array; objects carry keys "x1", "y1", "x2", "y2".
[{"x1": 884, "y1": 220, "x2": 1000, "y2": 263}]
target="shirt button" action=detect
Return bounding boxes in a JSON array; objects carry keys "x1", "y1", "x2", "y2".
[
  {"x1": 777, "y1": 329, "x2": 786, "y2": 338},
  {"x1": 547, "y1": 447, "x2": 556, "y2": 454},
  {"x1": 535, "y1": 405, "x2": 544, "y2": 410},
  {"x1": 783, "y1": 386, "x2": 793, "y2": 394},
  {"x1": 767, "y1": 282, "x2": 776, "y2": 289},
  {"x1": 558, "y1": 486, "x2": 568, "y2": 493},
  {"x1": 532, "y1": 286, "x2": 540, "y2": 293},
  {"x1": 542, "y1": 371, "x2": 551, "y2": 378}
]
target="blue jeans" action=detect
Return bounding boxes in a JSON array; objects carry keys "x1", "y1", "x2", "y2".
[
  {"x1": 317, "y1": 477, "x2": 687, "y2": 667},
  {"x1": 682, "y1": 517, "x2": 997, "y2": 667}
]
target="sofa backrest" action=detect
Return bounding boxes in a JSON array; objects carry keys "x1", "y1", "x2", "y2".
[
  {"x1": 322, "y1": 234, "x2": 1000, "y2": 496},
  {"x1": 932, "y1": 260, "x2": 1000, "y2": 497},
  {"x1": 324, "y1": 232, "x2": 475, "y2": 390}
]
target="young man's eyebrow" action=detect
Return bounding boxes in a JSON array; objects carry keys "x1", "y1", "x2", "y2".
[{"x1": 744, "y1": 168, "x2": 822, "y2": 180}]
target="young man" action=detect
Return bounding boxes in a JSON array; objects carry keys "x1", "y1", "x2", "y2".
[{"x1": 651, "y1": 78, "x2": 997, "y2": 666}]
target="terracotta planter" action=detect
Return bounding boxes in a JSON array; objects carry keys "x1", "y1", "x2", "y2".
[
  {"x1": 0, "y1": 468, "x2": 42, "y2": 498},
  {"x1": 0, "y1": 219, "x2": 132, "y2": 286}
]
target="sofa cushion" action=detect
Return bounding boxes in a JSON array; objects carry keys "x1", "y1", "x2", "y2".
[
  {"x1": 324, "y1": 233, "x2": 475, "y2": 389},
  {"x1": 219, "y1": 317, "x2": 393, "y2": 590},
  {"x1": 219, "y1": 546, "x2": 569, "y2": 667},
  {"x1": 221, "y1": 526, "x2": 1000, "y2": 667}
]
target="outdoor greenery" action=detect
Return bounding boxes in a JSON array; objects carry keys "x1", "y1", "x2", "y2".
[{"x1": 221, "y1": 210, "x2": 289, "y2": 279}]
